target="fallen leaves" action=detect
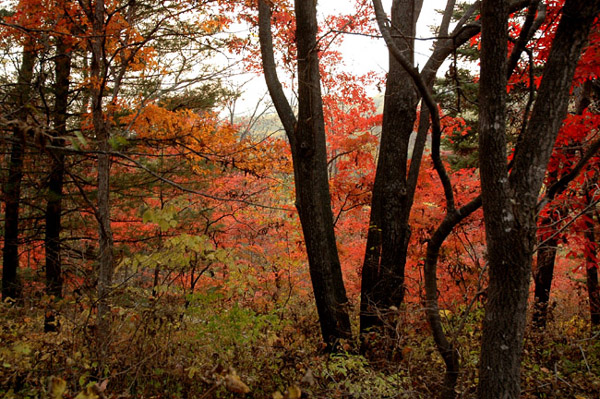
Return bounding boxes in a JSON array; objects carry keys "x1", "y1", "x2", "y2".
[
  {"x1": 48, "y1": 376, "x2": 67, "y2": 399},
  {"x1": 225, "y1": 370, "x2": 251, "y2": 395},
  {"x1": 272, "y1": 384, "x2": 301, "y2": 399}
]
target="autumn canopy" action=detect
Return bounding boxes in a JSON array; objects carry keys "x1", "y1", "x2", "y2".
[{"x1": 0, "y1": 0, "x2": 599, "y2": 398}]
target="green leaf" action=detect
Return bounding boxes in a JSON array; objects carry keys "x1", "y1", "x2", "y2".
[
  {"x1": 12, "y1": 343, "x2": 31, "y2": 355},
  {"x1": 74, "y1": 131, "x2": 88, "y2": 148}
]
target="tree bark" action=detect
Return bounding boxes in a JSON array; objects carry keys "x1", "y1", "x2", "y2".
[
  {"x1": 583, "y1": 194, "x2": 599, "y2": 327},
  {"x1": 258, "y1": 0, "x2": 352, "y2": 347},
  {"x1": 532, "y1": 229, "x2": 558, "y2": 328},
  {"x1": 360, "y1": 0, "x2": 421, "y2": 336},
  {"x1": 424, "y1": 197, "x2": 481, "y2": 399},
  {"x1": 44, "y1": 38, "x2": 72, "y2": 332},
  {"x1": 360, "y1": 0, "x2": 486, "y2": 339},
  {"x1": 421, "y1": 1, "x2": 541, "y2": 393},
  {"x1": 533, "y1": 78, "x2": 596, "y2": 329},
  {"x1": 478, "y1": 0, "x2": 600, "y2": 397},
  {"x1": 87, "y1": 0, "x2": 115, "y2": 367},
  {"x1": 2, "y1": 42, "x2": 35, "y2": 301}
]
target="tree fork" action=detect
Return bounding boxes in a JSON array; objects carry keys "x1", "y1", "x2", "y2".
[{"x1": 478, "y1": 0, "x2": 600, "y2": 397}]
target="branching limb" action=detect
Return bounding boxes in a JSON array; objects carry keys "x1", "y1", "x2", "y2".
[
  {"x1": 257, "y1": 0, "x2": 297, "y2": 146},
  {"x1": 372, "y1": 0, "x2": 455, "y2": 212},
  {"x1": 542, "y1": 135, "x2": 600, "y2": 205}
]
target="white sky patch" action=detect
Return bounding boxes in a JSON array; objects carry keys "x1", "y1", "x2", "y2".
[
  {"x1": 230, "y1": 0, "x2": 461, "y2": 117},
  {"x1": 319, "y1": 0, "x2": 449, "y2": 75}
]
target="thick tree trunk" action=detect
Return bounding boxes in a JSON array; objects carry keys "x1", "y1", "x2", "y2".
[
  {"x1": 421, "y1": 1, "x2": 540, "y2": 392},
  {"x1": 360, "y1": 0, "x2": 420, "y2": 336},
  {"x1": 360, "y1": 0, "x2": 479, "y2": 338},
  {"x1": 292, "y1": 0, "x2": 352, "y2": 346},
  {"x1": 2, "y1": 44, "x2": 35, "y2": 301},
  {"x1": 258, "y1": 0, "x2": 351, "y2": 347},
  {"x1": 44, "y1": 38, "x2": 71, "y2": 332},
  {"x1": 478, "y1": 1, "x2": 599, "y2": 397}
]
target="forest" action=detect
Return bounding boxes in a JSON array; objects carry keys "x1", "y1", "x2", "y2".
[{"x1": 0, "y1": 0, "x2": 599, "y2": 398}]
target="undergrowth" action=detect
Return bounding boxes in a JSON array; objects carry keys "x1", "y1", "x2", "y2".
[{"x1": 1, "y1": 293, "x2": 598, "y2": 399}]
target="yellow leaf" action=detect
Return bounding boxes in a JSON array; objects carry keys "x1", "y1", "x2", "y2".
[
  {"x1": 272, "y1": 392, "x2": 284, "y2": 399},
  {"x1": 225, "y1": 373, "x2": 250, "y2": 395},
  {"x1": 48, "y1": 376, "x2": 67, "y2": 399},
  {"x1": 284, "y1": 385, "x2": 301, "y2": 399},
  {"x1": 187, "y1": 366, "x2": 200, "y2": 379},
  {"x1": 74, "y1": 384, "x2": 100, "y2": 399}
]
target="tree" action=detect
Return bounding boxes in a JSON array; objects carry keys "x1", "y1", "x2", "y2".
[
  {"x1": 359, "y1": 0, "x2": 421, "y2": 336},
  {"x1": 258, "y1": 0, "x2": 352, "y2": 347},
  {"x1": 361, "y1": 0, "x2": 494, "y2": 342},
  {"x1": 371, "y1": 0, "x2": 486, "y2": 393},
  {"x1": 44, "y1": 19, "x2": 73, "y2": 332},
  {"x1": 477, "y1": 0, "x2": 600, "y2": 397},
  {"x1": 582, "y1": 182, "x2": 600, "y2": 327},
  {"x1": 1, "y1": 39, "x2": 35, "y2": 301},
  {"x1": 514, "y1": 5, "x2": 600, "y2": 328}
]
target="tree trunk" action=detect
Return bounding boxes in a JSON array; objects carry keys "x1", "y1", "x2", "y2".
[
  {"x1": 477, "y1": 1, "x2": 599, "y2": 397},
  {"x1": 44, "y1": 38, "x2": 71, "y2": 332},
  {"x1": 292, "y1": 0, "x2": 352, "y2": 346},
  {"x1": 258, "y1": 0, "x2": 351, "y2": 347},
  {"x1": 532, "y1": 230, "x2": 558, "y2": 328},
  {"x1": 2, "y1": 43, "x2": 35, "y2": 302},
  {"x1": 364, "y1": 4, "x2": 489, "y2": 372},
  {"x1": 586, "y1": 263, "x2": 600, "y2": 327},
  {"x1": 583, "y1": 198, "x2": 599, "y2": 327},
  {"x1": 88, "y1": 0, "x2": 114, "y2": 368},
  {"x1": 533, "y1": 79, "x2": 595, "y2": 329},
  {"x1": 424, "y1": 199, "x2": 481, "y2": 399},
  {"x1": 360, "y1": 0, "x2": 479, "y2": 338},
  {"x1": 360, "y1": 0, "x2": 420, "y2": 336},
  {"x1": 478, "y1": 4, "x2": 534, "y2": 394}
]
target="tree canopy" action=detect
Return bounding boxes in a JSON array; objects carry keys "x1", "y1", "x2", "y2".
[{"x1": 1, "y1": 1, "x2": 599, "y2": 398}]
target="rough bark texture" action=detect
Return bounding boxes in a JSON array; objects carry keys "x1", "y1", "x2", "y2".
[
  {"x1": 44, "y1": 38, "x2": 71, "y2": 332},
  {"x1": 2, "y1": 44, "x2": 35, "y2": 301},
  {"x1": 478, "y1": 0, "x2": 600, "y2": 397},
  {"x1": 360, "y1": 0, "x2": 420, "y2": 336},
  {"x1": 258, "y1": 0, "x2": 351, "y2": 347},
  {"x1": 360, "y1": 0, "x2": 486, "y2": 341},
  {"x1": 421, "y1": 1, "x2": 540, "y2": 393},
  {"x1": 88, "y1": 0, "x2": 115, "y2": 367},
  {"x1": 478, "y1": 3, "x2": 531, "y2": 396}
]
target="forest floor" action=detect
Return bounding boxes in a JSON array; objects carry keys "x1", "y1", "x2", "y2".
[{"x1": 1, "y1": 293, "x2": 599, "y2": 399}]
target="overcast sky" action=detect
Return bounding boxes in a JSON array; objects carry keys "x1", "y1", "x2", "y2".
[
  {"x1": 320, "y1": 0, "x2": 449, "y2": 74},
  {"x1": 230, "y1": 0, "x2": 455, "y2": 116}
]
